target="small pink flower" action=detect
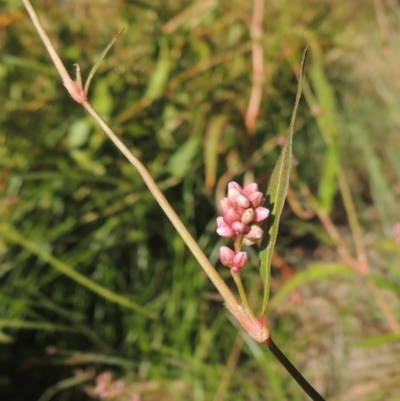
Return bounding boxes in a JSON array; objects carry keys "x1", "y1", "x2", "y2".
[
  {"x1": 254, "y1": 206, "x2": 269, "y2": 222},
  {"x1": 243, "y1": 225, "x2": 264, "y2": 245},
  {"x1": 228, "y1": 181, "x2": 243, "y2": 191},
  {"x1": 219, "y1": 246, "x2": 236, "y2": 266},
  {"x1": 231, "y1": 251, "x2": 249, "y2": 273},
  {"x1": 242, "y1": 183, "x2": 258, "y2": 196},
  {"x1": 220, "y1": 197, "x2": 229, "y2": 213},
  {"x1": 216, "y1": 217, "x2": 235, "y2": 238},
  {"x1": 223, "y1": 208, "x2": 241, "y2": 225},
  {"x1": 227, "y1": 187, "x2": 242, "y2": 208},
  {"x1": 237, "y1": 194, "x2": 250, "y2": 208},
  {"x1": 219, "y1": 247, "x2": 248, "y2": 273},
  {"x1": 247, "y1": 191, "x2": 264, "y2": 208},
  {"x1": 231, "y1": 221, "x2": 250, "y2": 234},
  {"x1": 241, "y1": 208, "x2": 255, "y2": 224}
]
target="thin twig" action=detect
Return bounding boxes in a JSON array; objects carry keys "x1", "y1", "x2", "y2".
[{"x1": 245, "y1": 0, "x2": 264, "y2": 136}]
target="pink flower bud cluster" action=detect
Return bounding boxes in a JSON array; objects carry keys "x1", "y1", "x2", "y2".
[
  {"x1": 216, "y1": 182, "x2": 269, "y2": 273},
  {"x1": 93, "y1": 372, "x2": 125, "y2": 399}
]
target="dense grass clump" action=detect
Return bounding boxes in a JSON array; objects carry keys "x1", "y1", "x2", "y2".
[{"x1": 1, "y1": 1, "x2": 400, "y2": 400}]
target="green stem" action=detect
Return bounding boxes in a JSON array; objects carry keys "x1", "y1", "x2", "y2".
[
  {"x1": 265, "y1": 338, "x2": 326, "y2": 401},
  {"x1": 231, "y1": 272, "x2": 251, "y2": 311}
]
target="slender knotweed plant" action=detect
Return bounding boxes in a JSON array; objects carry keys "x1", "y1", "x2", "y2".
[{"x1": 21, "y1": 1, "x2": 325, "y2": 399}]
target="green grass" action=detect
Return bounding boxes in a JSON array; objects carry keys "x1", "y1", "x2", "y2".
[{"x1": 2, "y1": 1, "x2": 400, "y2": 400}]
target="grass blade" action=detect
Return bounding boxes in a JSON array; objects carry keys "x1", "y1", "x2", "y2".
[
  {"x1": 268, "y1": 263, "x2": 354, "y2": 311},
  {"x1": 0, "y1": 223, "x2": 155, "y2": 318}
]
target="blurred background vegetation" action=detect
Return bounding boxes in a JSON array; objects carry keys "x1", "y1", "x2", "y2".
[{"x1": 1, "y1": 0, "x2": 400, "y2": 400}]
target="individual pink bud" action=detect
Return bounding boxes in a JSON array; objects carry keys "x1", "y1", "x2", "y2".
[
  {"x1": 216, "y1": 217, "x2": 235, "y2": 237},
  {"x1": 254, "y1": 206, "x2": 270, "y2": 222},
  {"x1": 231, "y1": 221, "x2": 250, "y2": 234},
  {"x1": 242, "y1": 183, "x2": 259, "y2": 196},
  {"x1": 227, "y1": 187, "x2": 242, "y2": 208},
  {"x1": 228, "y1": 181, "x2": 243, "y2": 191},
  {"x1": 231, "y1": 251, "x2": 249, "y2": 273},
  {"x1": 220, "y1": 197, "x2": 229, "y2": 212},
  {"x1": 241, "y1": 208, "x2": 255, "y2": 224},
  {"x1": 243, "y1": 224, "x2": 264, "y2": 245},
  {"x1": 247, "y1": 191, "x2": 264, "y2": 208},
  {"x1": 223, "y1": 208, "x2": 241, "y2": 225},
  {"x1": 236, "y1": 206, "x2": 246, "y2": 216},
  {"x1": 219, "y1": 246, "x2": 236, "y2": 267},
  {"x1": 237, "y1": 194, "x2": 250, "y2": 208}
]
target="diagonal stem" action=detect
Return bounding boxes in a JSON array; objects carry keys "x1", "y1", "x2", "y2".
[{"x1": 265, "y1": 338, "x2": 326, "y2": 401}]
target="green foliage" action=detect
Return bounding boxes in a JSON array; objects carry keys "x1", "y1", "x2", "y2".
[
  {"x1": 268, "y1": 263, "x2": 354, "y2": 311},
  {"x1": 2, "y1": 1, "x2": 400, "y2": 400}
]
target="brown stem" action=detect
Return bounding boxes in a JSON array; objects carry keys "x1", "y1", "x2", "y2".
[
  {"x1": 245, "y1": 0, "x2": 265, "y2": 136},
  {"x1": 265, "y1": 338, "x2": 326, "y2": 401}
]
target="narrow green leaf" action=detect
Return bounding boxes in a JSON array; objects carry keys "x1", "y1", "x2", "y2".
[
  {"x1": 283, "y1": 219, "x2": 334, "y2": 245},
  {"x1": 0, "y1": 319, "x2": 78, "y2": 332},
  {"x1": 85, "y1": 28, "x2": 124, "y2": 94},
  {"x1": 354, "y1": 126, "x2": 398, "y2": 230},
  {"x1": 318, "y1": 144, "x2": 338, "y2": 213},
  {"x1": 204, "y1": 115, "x2": 228, "y2": 189},
  {"x1": 0, "y1": 223, "x2": 156, "y2": 318},
  {"x1": 356, "y1": 333, "x2": 400, "y2": 347},
  {"x1": 167, "y1": 136, "x2": 200, "y2": 178},
  {"x1": 259, "y1": 47, "x2": 309, "y2": 315},
  {"x1": 373, "y1": 238, "x2": 400, "y2": 256},
  {"x1": 91, "y1": 79, "x2": 114, "y2": 119},
  {"x1": 268, "y1": 263, "x2": 354, "y2": 311},
  {"x1": 145, "y1": 38, "x2": 173, "y2": 100},
  {"x1": 70, "y1": 148, "x2": 106, "y2": 176},
  {"x1": 310, "y1": 52, "x2": 340, "y2": 213},
  {"x1": 368, "y1": 275, "x2": 400, "y2": 297},
  {"x1": 67, "y1": 117, "x2": 91, "y2": 148}
]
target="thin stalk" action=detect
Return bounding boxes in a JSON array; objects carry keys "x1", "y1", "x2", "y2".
[
  {"x1": 245, "y1": 0, "x2": 264, "y2": 136},
  {"x1": 265, "y1": 338, "x2": 326, "y2": 401},
  {"x1": 84, "y1": 28, "x2": 125, "y2": 94},
  {"x1": 231, "y1": 272, "x2": 251, "y2": 312},
  {"x1": 336, "y1": 167, "x2": 368, "y2": 273}
]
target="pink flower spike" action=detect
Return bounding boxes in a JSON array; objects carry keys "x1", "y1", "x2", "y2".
[
  {"x1": 219, "y1": 246, "x2": 236, "y2": 267},
  {"x1": 231, "y1": 251, "x2": 249, "y2": 273},
  {"x1": 254, "y1": 206, "x2": 269, "y2": 222},
  {"x1": 243, "y1": 183, "x2": 258, "y2": 196},
  {"x1": 216, "y1": 217, "x2": 235, "y2": 237},
  {"x1": 243, "y1": 224, "x2": 264, "y2": 245},
  {"x1": 228, "y1": 181, "x2": 243, "y2": 191}
]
